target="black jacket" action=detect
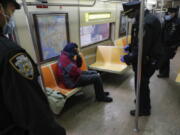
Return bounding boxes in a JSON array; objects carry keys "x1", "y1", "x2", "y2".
[
  {"x1": 0, "y1": 36, "x2": 66, "y2": 135},
  {"x1": 163, "y1": 17, "x2": 180, "y2": 47},
  {"x1": 124, "y1": 12, "x2": 162, "y2": 68},
  {"x1": 162, "y1": 17, "x2": 180, "y2": 58}
]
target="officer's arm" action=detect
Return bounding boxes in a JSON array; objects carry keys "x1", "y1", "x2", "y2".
[
  {"x1": 123, "y1": 48, "x2": 138, "y2": 65},
  {"x1": 1, "y1": 51, "x2": 66, "y2": 135},
  {"x1": 123, "y1": 24, "x2": 138, "y2": 65},
  {"x1": 142, "y1": 24, "x2": 153, "y2": 59},
  {"x1": 169, "y1": 23, "x2": 180, "y2": 47}
]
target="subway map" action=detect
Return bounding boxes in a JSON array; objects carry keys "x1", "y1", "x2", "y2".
[{"x1": 36, "y1": 14, "x2": 68, "y2": 60}]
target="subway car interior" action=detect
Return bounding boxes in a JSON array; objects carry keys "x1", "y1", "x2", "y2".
[{"x1": 3, "y1": 0, "x2": 180, "y2": 134}]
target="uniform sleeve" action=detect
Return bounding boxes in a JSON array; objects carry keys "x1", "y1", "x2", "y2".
[
  {"x1": 168, "y1": 22, "x2": 180, "y2": 47},
  {"x1": 1, "y1": 51, "x2": 66, "y2": 135},
  {"x1": 123, "y1": 24, "x2": 138, "y2": 65},
  {"x1": 142, "y1": 24, "x2": 153, "y2": 59},
  {"x1": 123, "y1": 49, "x2": 138, "y2": 65},
  {"x1": 124, "y1": 23, "x2": 155, "y2": 65}
]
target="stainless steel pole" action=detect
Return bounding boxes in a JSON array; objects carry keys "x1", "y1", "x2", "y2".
[
  {"x1": 161, "y1": 0, "x2": 164, "y2": 21},
  {"x1": 21, "y1": 0, "x2": 46, "y2": 92},
  {"x1": 134, "y1": 0, "x2": 145, "y2": 132},
  {"x1": 125, "y1": 16, "x2": 129, "y2": 45},
  {"x1": 21, "y1": 0, "x2": 40, "y2": 62},
  {"x1": 22, "y1": 0, "x2": 96, "y2": 7}
]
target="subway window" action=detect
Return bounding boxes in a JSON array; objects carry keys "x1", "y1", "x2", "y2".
[{"x1": 80, "y1": 23, "x2": 110, "y2": 47}]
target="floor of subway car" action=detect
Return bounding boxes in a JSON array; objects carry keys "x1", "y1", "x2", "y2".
[{"x1": 56, "y1": 49, "x2": 180, "y2": 135}]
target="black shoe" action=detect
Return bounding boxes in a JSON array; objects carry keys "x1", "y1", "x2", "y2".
[
  {"x1": 157, "y1": 74, "x2": 169, "y2": 78},
  {"x1": 97, "y1": 96, "x2": 113, "y2": 102},
  {"x1": 104, "y1": 92, "x2": 110, "y2": 96},
  {"x1": 130, "y1": 110, "x2": 150, "y2": 116}
]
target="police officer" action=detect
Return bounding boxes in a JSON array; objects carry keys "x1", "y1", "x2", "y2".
[
  {"x1": 0, "y1": 0, "x2": 66, "y2": 134},
  {"x1": 121, "y1": 1, "x2": 161, "y2": 116},
  {"x1": 157, "y1": 8, "x2": 180, "y2": 78}
]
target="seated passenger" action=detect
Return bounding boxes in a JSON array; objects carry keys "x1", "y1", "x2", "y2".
[{"x1": 57, "y1": 43, "x2": 113, "y2": 102}]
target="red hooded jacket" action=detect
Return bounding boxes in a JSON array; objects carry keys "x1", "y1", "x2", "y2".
[{"x1": 57, "y1": 51, "x2": 82, "y2": 88}]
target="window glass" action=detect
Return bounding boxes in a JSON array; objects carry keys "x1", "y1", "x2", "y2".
[{"x1": 80, "y1": 23, "x2": 110, "y2": 47}]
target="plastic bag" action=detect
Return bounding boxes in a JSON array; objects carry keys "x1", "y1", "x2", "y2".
[{"x1": 46, "y1": 88, "x2": 66, "y2": 115}]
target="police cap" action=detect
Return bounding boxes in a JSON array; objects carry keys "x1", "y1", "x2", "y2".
[
  {"x1": 0, "y1": 0, "x2": 21, "y2": 9},
  {"x1": 122, "y1": 1, "x2": 140, "y2": 15}
]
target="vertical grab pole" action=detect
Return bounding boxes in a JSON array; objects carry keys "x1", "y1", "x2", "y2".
[
  {"x1": 21, "y1": 0, "x2": 46, "y2": 92},
  {"x1": 134, "y1": 0, "x2": 145, "y2": 132},
  {"x1": 21, "y1": 0, "x2": 41, "y2": 63},
  {"x1": 125, "y1": 16, "x2": 129, "y2": 45},
  {"x1": 161, "y1": 0, "x2": 164, "y2": 22}
]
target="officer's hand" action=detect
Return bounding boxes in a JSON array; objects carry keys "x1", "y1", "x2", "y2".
[
  {"x1": 120, "y1": 55, "x2": 125, "y2": 62},
  {"x1": 123, "y1": 44, "x2": 130, "y2": 53}
]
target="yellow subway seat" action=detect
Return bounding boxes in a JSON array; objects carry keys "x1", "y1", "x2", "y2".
[
  {"x1": 89, "y1": 45, "x2": 128, "y2": 73},
  {"x1": 176, "y1": 72, "x2": 180, "y2": 83},
  {"x1": 90, "y1": 63, "x2": 127, "y2": 72}
]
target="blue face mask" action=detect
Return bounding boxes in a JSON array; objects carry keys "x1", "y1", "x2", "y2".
[
  {"x1": 3, "y1": 16, "x2": 15, "y2": 35},
  {"x1": 164, "y1": 15, "x2": 172, "y2": 21}
]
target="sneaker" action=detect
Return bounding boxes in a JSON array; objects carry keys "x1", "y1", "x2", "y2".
[
  {"x1": 104, "y1": 92, "x2": 110, "y2": 96},
  {"x1": 97, "y1": 96, "x2": 113, "y2": 102},
  {"x1": 130, "y1": 110, "x2": 150, "y2": 116},
  {"x1": 157, "y1": 74, "x2": 169, "y2": 78}
]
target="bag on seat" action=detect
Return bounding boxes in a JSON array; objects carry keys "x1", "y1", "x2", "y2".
[{"x1": 46, "y1": 88, "x2": 66, "y2": 115}]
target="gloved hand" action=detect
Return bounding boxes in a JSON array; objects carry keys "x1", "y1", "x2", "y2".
[
  {"x1": 120, "y1": 55, "x2": 125, "y2": 62},
  {"x1": 123, "y1": 44, "x2": 130, "y2": 53}
]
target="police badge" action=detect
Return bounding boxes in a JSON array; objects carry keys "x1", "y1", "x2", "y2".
[{"x1": 9, "y1": 53, "x2": 34, "y2": 80}]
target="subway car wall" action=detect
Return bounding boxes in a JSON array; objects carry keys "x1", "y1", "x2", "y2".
[{"x1": 14, "y1": 0, "x2": 124, "y2": 65}]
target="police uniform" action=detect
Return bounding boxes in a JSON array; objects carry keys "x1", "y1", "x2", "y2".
[
  {"x1": 122, "y1": 1, "x2": 161, "y2": 115},
  {"x1": 158, "y1": 8, "x2": 180, "y2": 77},
  {"x1": 0, "y1": 35, "x2": 66, "y2": 134}
]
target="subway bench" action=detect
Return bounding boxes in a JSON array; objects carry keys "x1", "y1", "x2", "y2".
[{"x1": 89, "y1": 45, "x2": 128, "y2": 74}]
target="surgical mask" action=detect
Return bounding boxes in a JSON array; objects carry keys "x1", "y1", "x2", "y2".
[
  {"x1": 3, "y1": 15, "x2": 15, "y2": 35},
  {"x1": 128, "y1": 18, "x2": 135, "y2": 24},
  {"x1": 164, "y1": 15, "x2": 172, "y2": 21}
]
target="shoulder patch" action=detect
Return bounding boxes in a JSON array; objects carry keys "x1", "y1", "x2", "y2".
[{"x1": 9, "y1": 53, "x2": 34, "y2": 80}]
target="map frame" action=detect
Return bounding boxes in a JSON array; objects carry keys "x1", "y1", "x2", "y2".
[{"x1": 32, "y1": 12, "x2": 70, "y2": 63}]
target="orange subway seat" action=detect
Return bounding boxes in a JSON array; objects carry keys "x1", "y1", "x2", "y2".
[
  {"x1": 41, "y1": 66, "x2": 71, "y2": 95},
  {"x1": 50, "y1": 63, "x2": 73, "y2": 90}
]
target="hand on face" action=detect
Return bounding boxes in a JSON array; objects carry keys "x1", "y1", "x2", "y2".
[{"x1": 74, "y1": 47, "x2": 79, "y2": 55}]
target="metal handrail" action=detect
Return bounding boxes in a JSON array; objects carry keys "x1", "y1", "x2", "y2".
[{"x1": 23, "y1": 0, "x2": 96, "y2": 7}]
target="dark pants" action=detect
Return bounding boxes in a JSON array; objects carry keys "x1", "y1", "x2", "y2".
[
  {"x1": 159, "y1": 58, "x2": 170, "y2": 76},
  {"x1": 133, "y1": 62, "x2": 156, "y2": 112},
  {"x1": 159, "y1": 46, "x2": 177, "y2": 76},
  {"x1": 75, "y1": 70, "x2": 105, "y2": 99}
]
